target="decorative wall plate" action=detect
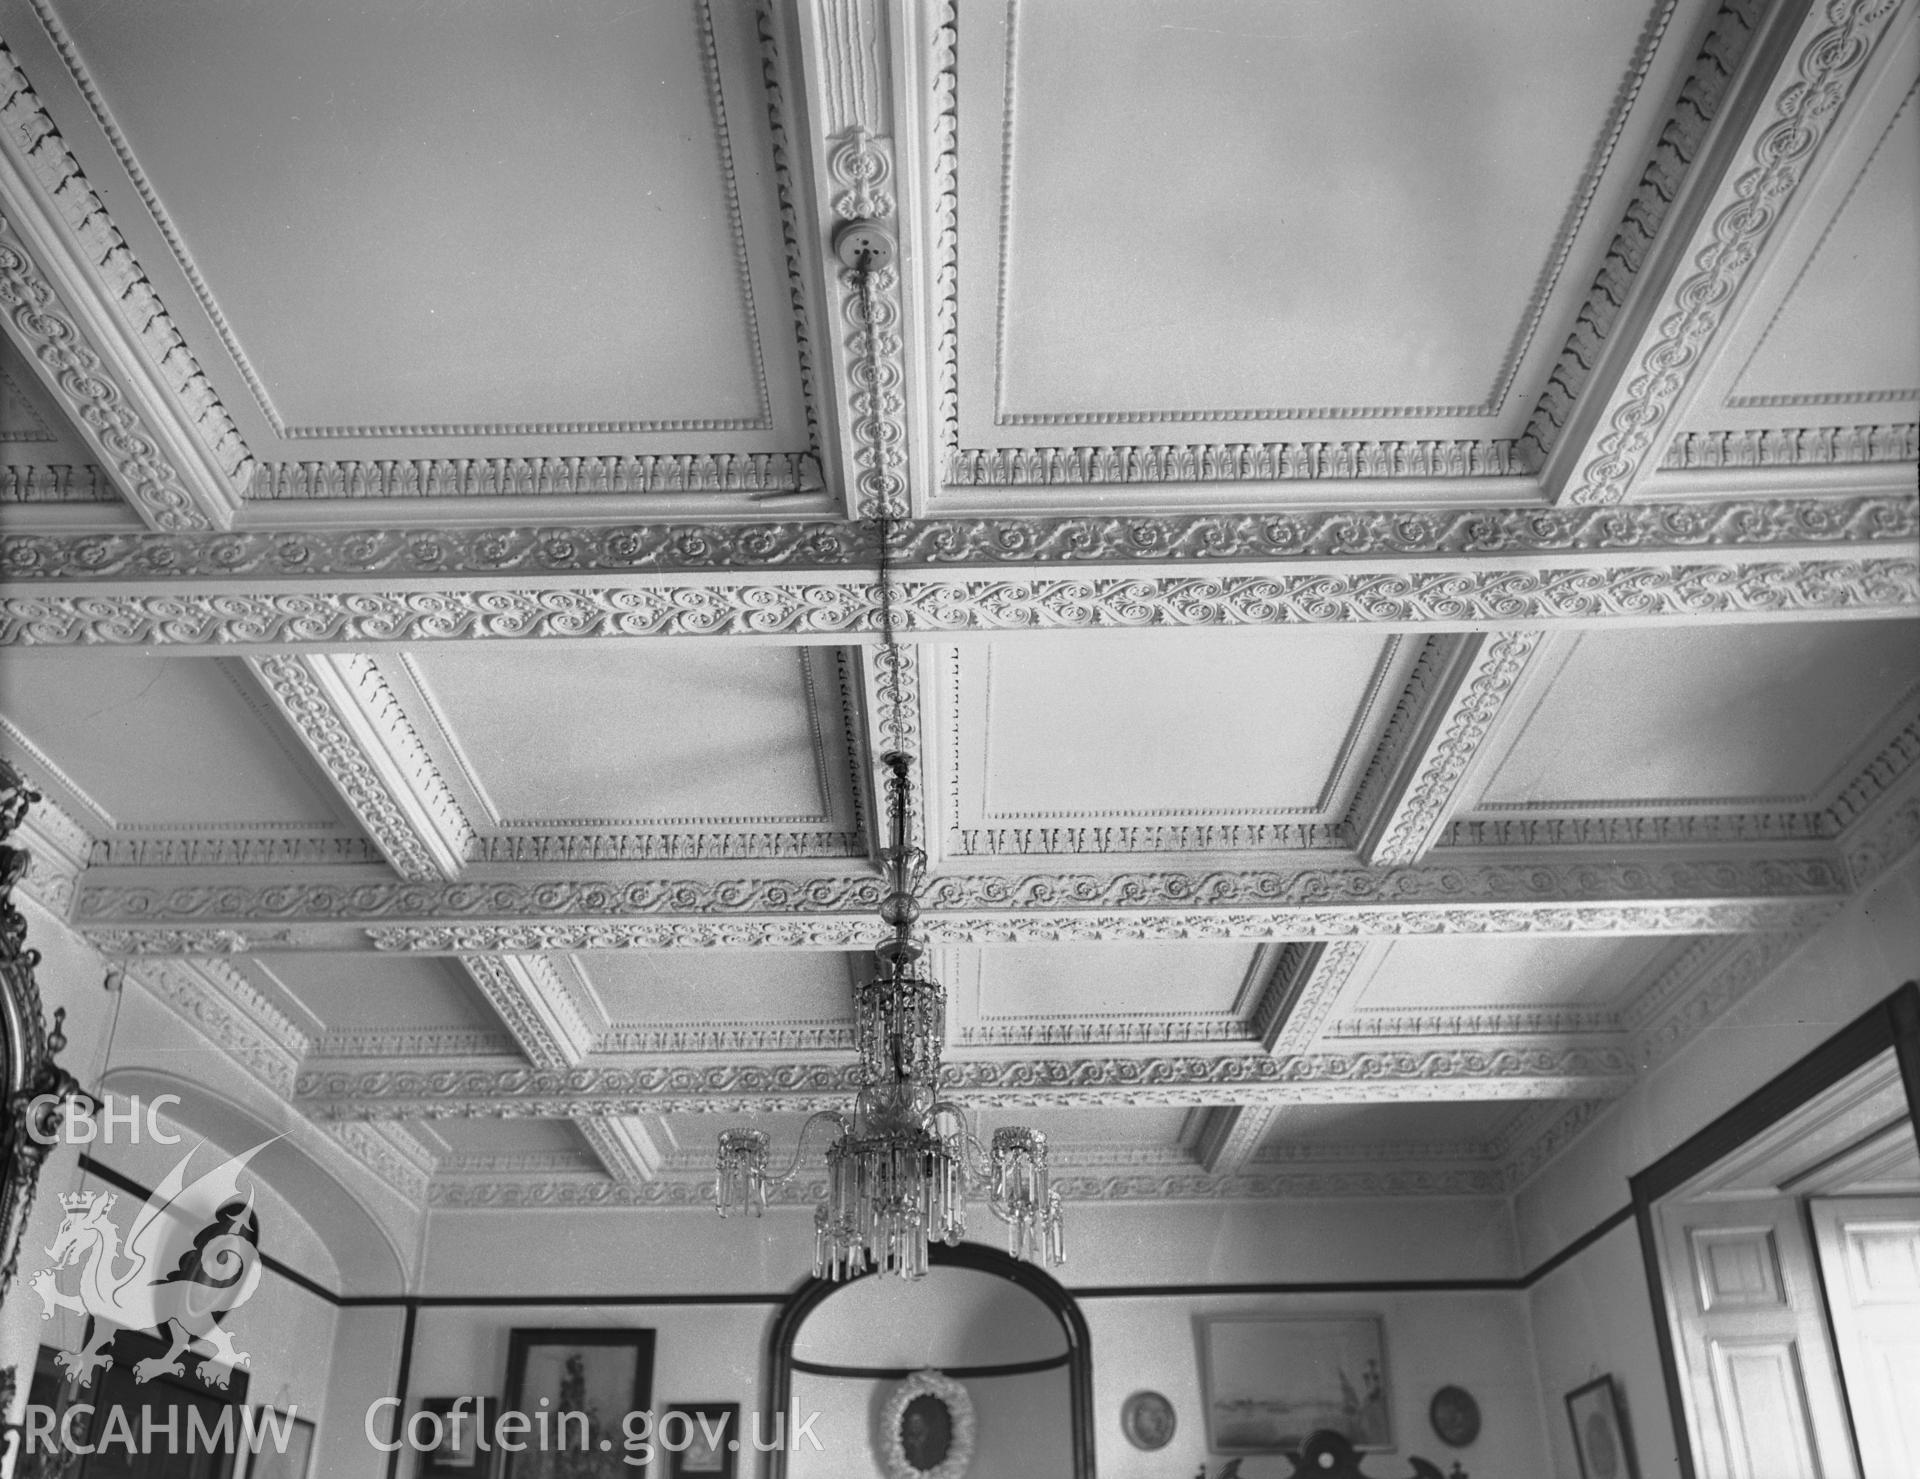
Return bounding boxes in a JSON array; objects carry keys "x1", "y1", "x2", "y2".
[
  {"x1": 1429, "y1": 1385, "x2": 1481, "y2": 1448},
  {"x1": 1121, "y1": 1390, "x2": 1176, "y2": 1451}
]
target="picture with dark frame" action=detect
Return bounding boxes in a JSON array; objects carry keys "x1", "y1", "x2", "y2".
[
  {"x1": 419, "y1": 1397, "x2": 499, "y2": 1477},
  {"x1": 501, "y1": 1328, "x2": 655, "y2": 1479},
  {"x1": 662, "y1": 1403, "x2": 739, "y2": 1479},
  {"x1": 1566, "y1": 1375, "x2": 1639, "y2": 1479}
]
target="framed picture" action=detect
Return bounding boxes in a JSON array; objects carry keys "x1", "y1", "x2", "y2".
[
  {"x1": 420, "y1": 1397, "x2": 499, "y2": 1476},
  {"x1": 501, "y1": 1327, "x2": 655, "y2": 1479},
  {"x1": 1197, "y1": 1314, "x2": 1391, "y2": 1454},
  {"x1": 662, "y1": 1403, "x2": 739, "y2": 1479},
  {"x1": 1566, "y1": 1375, "x2": 1640, "y2": 1479},
  {"x1": 878, "y1": 1370, "x2": 976, "y2": 1479},
  {"x1": 242, "y1": 1411, "x2": 314, "y2": 1479}
]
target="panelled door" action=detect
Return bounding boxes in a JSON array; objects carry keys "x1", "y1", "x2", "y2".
[
  {"x1": 1656, "y1": 1196, "x2": 1859, "y2": 1479},
  {"x1": 1808, "y1": 1196, "x2": 1920, "y2": 1479}
]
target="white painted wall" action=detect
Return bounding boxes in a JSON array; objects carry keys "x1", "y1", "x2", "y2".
[{"x1": 1513, "y1": 851, "x2": 1920, "y2": 1479}]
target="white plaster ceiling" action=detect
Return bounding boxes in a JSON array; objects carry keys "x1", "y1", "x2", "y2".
[
  {"x1": 401, "y1": 645, "x2": 854, "y2": 836},
  {"x1": 1, "y1": 0, "x2": 1915, "y2": 1222},
  {"x1": 1349, "y1": 936, "x2": 1681, "y2": 1017},
  {"x1": 955, "y1": 631, "x2": 1409, "y2": 827},
  {"x1": 29, "y1": 0, "x2": 805, "y2": 463},
  {"x1": 962, "y1": 0, "x2": 1715, "y2": 443},
  {"x1": 255, "y1": 955, "x2": 503, "y2": 1036},
  {"x1": 1470, "y1": 624, "x2": 1920, "y2": 815},
  {"x1": 575, "y1": 951, "x2": 857, "y2": 1031},
  {"x1": 0, "y1": 654, "x2": 352, "y2": 833}
]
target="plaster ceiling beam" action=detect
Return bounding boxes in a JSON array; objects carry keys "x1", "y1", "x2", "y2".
[
  {"x1": 1190, "y1": 1105, "x2": 1276, "y2": 1176},
  {"x1": 780, "y1": 0, "x2": 922, "y2": 521},
  {"x1": 3, "y1": 492, "x2": 1910, "y2": 581},
  {"x1": 0, "y1": 43, "x2": 251, "y2": 530},
  {"x1": 1348, "y1": 633, "x2": 1546, "y2": 867},
  {"x1": 5, "y1": 554, "x2": 1913, "y2": 649},
  {"x1": 292, "y1": 1042, "x2": 1636, "y2": 1120},
  {"x1": 123, "y1": 957, "x2": 311, "y2": 1099},
  {"x1": 8, "y1": 783, "x2": 90, "y2": 921},
  {"x1": 66, "y1": 850, "x2": 1856, "y2": 955},
  {"x1": 459, "y1": 954, "x2": 595, "y2": 1070},
  {"x1": 246, "y1": 653, "x2": 476, "y2": 882},
  {"x1": 1251, "y1": 940, "x2": 1379, "y2": 1055},
  {"x1": 1535, "y1": 0, "x2": 1910, "y2": 505},
  {"x1": 325, "y1": 1121, "x2": 435, "y2": 1207},
  {"x1": 577, "y1": 1116, "x2": 667, "y2": 1186}
]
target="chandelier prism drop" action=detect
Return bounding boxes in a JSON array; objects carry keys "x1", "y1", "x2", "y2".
[{"x1": 713, "y1": 752, "x2": 1064, "y2": 1280}]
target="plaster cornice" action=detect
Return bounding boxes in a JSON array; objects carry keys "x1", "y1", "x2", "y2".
[
  {"x1": 5, "y1": 496, "x2": 1908, "y2": 584},
  {"x1": 70, "y1": 855, "x2": 1848, "y2": 929},
  {"x1": 1562, "y1": 0, "x2": 1908, "y2": 503},
  {"x1": 129, "y1": 957, "x2": 310, "y2": 1097},
  {"x1": 295, "y1": 1045, "x2": 1635, "y2": 1118},
  {"x1": 4, "y1": 559, "x2": 1912, "y2": 650},
  {"x1": 247, "y1": 653, "x2": 475, "y2": 881},
  {"x1": 0, "y1": 41, "x2": 250, "y2": 528}
]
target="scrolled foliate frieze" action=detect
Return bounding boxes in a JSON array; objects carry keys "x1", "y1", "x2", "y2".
[
  {"x1": 929, "y1": 899, "x2": 1840, "y2": 943},
  {"x1": 76, "y1": 856, "x2": 1845, "y2": 928},
  {"x1": 6, "y1": 497, "x2": 1910, "y2": 584},
  {"x1": 81, "y1": 874, "x2": 880, "y2": 923},
  {"x1": 1568, "y1": 0, "x2": 1906, "y2": 503},
  {"x1": 1522, "y1": 0, "x2": 1765, "y2": 463},
  {"x1": 0, "y1": 41, "x2": 253, "y2": 509},
  {"x1": 369, "y1": 920, "x2": 877, "y2": 952},
  {"x1": 8, "y1": 561, "x2": 1912, "y2": 647},
  {"x1": 298, "y1": 1047, "x2": 1630, "y2": 1117}
]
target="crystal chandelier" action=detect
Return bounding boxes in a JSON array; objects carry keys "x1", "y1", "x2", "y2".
[{"x1": 713, "y1": 757, "x2": 1065, "y2": 1280}]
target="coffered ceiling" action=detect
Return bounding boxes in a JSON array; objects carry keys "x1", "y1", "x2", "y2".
[{"x1": 1, "y1": 0, "x2": 1915, "y2": 1246}]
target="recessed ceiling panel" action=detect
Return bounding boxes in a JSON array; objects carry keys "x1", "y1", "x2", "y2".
[
  {"x1": 1725, "y1": 84, "x2": 1919, "y2": 409},
  {"x1": 1475, "y1": 624, "x2": 1920, "y2": 812},
  {"x1": 575, "y1": 952, "x2": 854, "y2": 1027},
  {"x1": 406, "y1": 646, "x2": 842, "y2": 828},
  {"x1": 970, "y1": 943, "x2": 1256, "y2": 1020},
  {"x1": 964, "y1": 631, "x2": 1405, "y2": 821},
  {"x1": 254, "y1": 955, "x2": 500, "y2": 1033},
  {"x1": 416, "y1": 1118, "x2": 592, "y2": 1161},
  {"x1": 1352, "y1": 936, "x2": 1676, "y2": 1015},
  {"x1": 39, "y1": 0, "x2": 780, "y2": 437},
  {"x1": 973, "y1": 1107, "x2": 1192, "y2": 1149},
  {"x1": 1258, "y1": 1102, "x2": 1523, "y2": 1150},
  {"x1": 0, "y1": 654, "x2": 345, "y2": 830},
  {"x1": 971, "y1": 0, "x2": 1700, "y2": 434}
]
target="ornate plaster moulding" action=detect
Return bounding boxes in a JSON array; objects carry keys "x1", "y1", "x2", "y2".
[
  {"x1": 126, "y1": 957, "x2": 310, "y2": 1098},
  {"x1": 1661, "y1": 424, "x2": 1920, "y2": 471},
  {"x1": 1560, "y1": 0, "x2": 1911, "y2": 504},
  {"x1": 920, "y1": 0, "x2": 1728, "y2": 498},
  {"x1": 423, "y1": 1160, "x2": 1512, "y2": 1207},
  {"x1": 294, "y1": 1045, "x2": 1636, "y2": 1120},
  {"x1": 4, "y1": 560, "x2": 1914, "y2": 649},
  {"x1": 1, "y1": 495, "x2": 1908, "y2": 583},
  {"x1": 71, "y1": 856, "x2": 1848, "y2": 928},
  {"x1": 0, "y1": 41, "x2": 252, "y2": 529}
]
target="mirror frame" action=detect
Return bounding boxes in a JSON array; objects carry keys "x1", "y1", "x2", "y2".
[
  {"x1": 764, "y1": 1238, "x2": 1094, "y2": 1479},
  {"x1": 1628, "y1": 979, "x2": 1920, "y2": 1479}
]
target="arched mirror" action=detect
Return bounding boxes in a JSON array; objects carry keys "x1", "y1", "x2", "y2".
[
  {"x1": 767, "y1": 1240, "x2": 1093, "y2": 1479},
  {"x1": 1633, "y1": 982, "x2": 1920, "y2": 1479}
]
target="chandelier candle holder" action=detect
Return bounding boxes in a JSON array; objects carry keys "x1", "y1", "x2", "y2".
[{"x1": 714, "y1": 752, "x2": 1064, "y2": 1280}]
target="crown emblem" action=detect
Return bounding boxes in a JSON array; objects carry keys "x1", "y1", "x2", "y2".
[{"x1": 59, "y1": 1191, "x2": 103, "y2": 1211}]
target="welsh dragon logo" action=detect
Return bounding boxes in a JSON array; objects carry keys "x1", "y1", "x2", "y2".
[{"x1": 29, "y1": 1140, "x2": 272, "y2": 1388}]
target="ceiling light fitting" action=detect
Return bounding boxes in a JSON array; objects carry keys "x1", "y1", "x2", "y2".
[{"x1": 713, "y1": 224, "x2": 1063, "y2": 1281}]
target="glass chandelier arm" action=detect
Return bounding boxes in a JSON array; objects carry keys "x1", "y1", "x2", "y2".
[{"x1": 756, "y1": 1110, "x2": 851, "y2": 1186}]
